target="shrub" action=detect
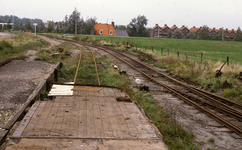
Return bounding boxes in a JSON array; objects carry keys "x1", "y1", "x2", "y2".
[
  {"x1": 222, "y1": 88, "x2": 239, "y2": 98},
  {"x1": 172, "y1": 28, "x2": 183, "y2": 39},
  {"x1": 0, "y1": 40, "x2": 13, "y2": 50}
]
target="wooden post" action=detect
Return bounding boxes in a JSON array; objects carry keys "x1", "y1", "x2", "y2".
[
  {"x1": 161, "y1": 48, "x2": 163, "y2": 55},
  {"x1": 145, "y1": 46, "x2": 147, "y2": 50},
  {"x1": 152, "y1": 46, "x2": 153, "y2": 52},
  {"x1": 227, "y1": 56, "x2": 229, "y2": 66},
  {"x1": 201, "y1": 52, "x2": 203, "y2": 63},
  {"x1": 136, "y1": 44, "x2": 137, "y2": 50},
  {"x1": 168, "y1": 49, "x2": 169, "y2": 56},
  {"x1": 177, "y1": 51, "x2": 179, "y2": 58},
  {"x1": 185, "y1": 52, "x2": 187, "y2": 61},
  {"x1": 127, "y1": 42, "x2": 128, "y2": 47}
]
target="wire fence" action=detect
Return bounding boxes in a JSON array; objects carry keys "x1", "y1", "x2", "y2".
[{"x1": 134, "y1": 45, "x2": 242, "y2": 65}]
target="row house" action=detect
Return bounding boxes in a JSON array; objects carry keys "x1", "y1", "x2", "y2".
[
  {"x1": 150, "y1": 24, "x2": 189, "y2": 38},
  {"x1": 150, "y1": 24, "x2": 170, "y2": 38},
  {"x1": 208, "y1": 27, "x2": 221, "y2": 36},
  {"x1": 224, "y1": 28, "x2": 237, "y2": 38},
  {"x1": 179, "y1": 25, "x2": 189, "y2": 35},
  {"x1": 189, "y1": 26, "x2": 202, "y2": 35}
]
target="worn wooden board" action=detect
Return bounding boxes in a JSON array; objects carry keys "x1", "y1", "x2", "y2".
[
  {"x1": 48, "y1": 84, "x2": 74, "y2": 96},
  {"x1": 5, "y1": 139, "x2": 168, "y2": 150}
]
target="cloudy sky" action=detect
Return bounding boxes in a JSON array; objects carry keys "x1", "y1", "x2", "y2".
[{"x1": 1, "y1": 0, "x2": 241, "y2": 30}]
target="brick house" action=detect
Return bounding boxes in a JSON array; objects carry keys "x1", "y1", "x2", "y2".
[
  {"x1": 150, "y1": 24, "x2": 170, "y2": 38},
  {"x1": 224, "y1": 28, "x2": 236, "y2": 39},
  {"x1": 90, "y1": 23, "x2": 117, "y2": 36},
  {"x1": 189, "y1": 26, "x2": 202, "y2": 35},
  {"x1": 179, "y1": 25, "x2": 189, "y2": 35},
  {"x1": 170, "y1": 25, "x2": 177, "y2": 33}
]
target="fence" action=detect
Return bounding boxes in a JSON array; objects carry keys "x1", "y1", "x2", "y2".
[{"x1": 133, "y1": 44, "x2": 242, "y2": 65}]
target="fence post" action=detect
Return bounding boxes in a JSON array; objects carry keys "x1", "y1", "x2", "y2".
[
  {"x1": 152, "y1": 46, "x2": 153, "y2": 52},
  {"x1": 227, "y1": 56, "x2": 229, "y2": 66},
  {"x1": 201, "y1": 52, "x2": 203, "y2": 63},
  {"x1": 136, "y1": 44, "x2": 137, "y2": 50},
  {"x1": 161, "y1": 48, "x2": 163, "y2": 55},
  {"x1": 145, "y1": 46, "x2": 147, "y2": 50},
  {"x1": 177, "y1": 51, "x2": 179, "y2": 58},
  {"x1": 127, "y1": 42, "x2": 128, "y2": 47},
  {"x1": 168, "y1": 49, "x2": 169, "y2": 56},
  {"x1": 185, "y1": 52, "x2": 187, "y2": 61}
]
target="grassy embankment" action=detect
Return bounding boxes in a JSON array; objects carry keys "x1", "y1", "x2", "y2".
[{"x1": 0, "y1": 32, "x2": 50, "y2": 62}]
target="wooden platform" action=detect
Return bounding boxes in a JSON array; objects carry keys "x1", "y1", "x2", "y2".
[{"x1": 6, "y1": 87, "x2": 168, "y2": 149}]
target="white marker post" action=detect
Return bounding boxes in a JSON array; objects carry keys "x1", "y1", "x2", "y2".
[{"x1": 33, "y1": 23, "x2": 38, "y2": 36}]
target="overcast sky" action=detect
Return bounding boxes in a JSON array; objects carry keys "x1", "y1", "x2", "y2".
[{"x1": 0, "y1": 0, "x2": 241, "y2": 30}]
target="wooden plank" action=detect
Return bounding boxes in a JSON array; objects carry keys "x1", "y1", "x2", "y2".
[
  {"x1": 69, "y1": 97, "x2": 80, "y2": 137},
  {"x1": 118, "y1": 102, "x2": 140, "y2": 138},
  {"x1": 78, "y1": 98, "x2": 87, "y2": 137},
  {"x1": 93, "y1": 99, "x2": 103, "y2": 138},
  {"x1": 111, "y1": 100, "x2": 132, "y2": 138},
  {"x1": 86, "y1": 98, "x2": 96, "y2": 138},
  {"x1": 61, "y1": 97, "x2": 74, "y2": 136},
  {"x1": 51, "y1": 97, "x2": 66, "y2": 136},
  {"x1": 105, "y1": 98, "x2": 124, "y2": 139},
  {"x1": 23, "y1": 101, "x2": 47, "y2": 136},
  {"x1": 107, "y1": 88, "x2": 116, "y2": 97},
  {"x1": 13, "y1": 101, "x2": 41, "y2": 136},
  {"x1": 125, "y1": 103, "x2": 149, "y2": 139},
  {"x1": 34, "y1": 101, "x2": 54, "y2": 136},
  {"x1": 99, "y1": 97, "x2": 115, "y2": 138}
]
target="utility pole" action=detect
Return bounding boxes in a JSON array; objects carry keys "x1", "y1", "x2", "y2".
[
  {"x1": 33, "y1": 23, "x2": 37, "y2": 36},
  {"x1": 75, "y1": 20, "x2": 77, "y2": 35}
]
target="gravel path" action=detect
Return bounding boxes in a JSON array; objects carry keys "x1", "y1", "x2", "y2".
[{"x1": 0, "y1": 60, "x2": 56, "y2": 128}]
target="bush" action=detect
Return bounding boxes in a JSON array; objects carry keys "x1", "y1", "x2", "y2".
[
  {"x1": 0, "y1": 40, "x2": 13, "y2": 50},
  {"x1": 222, "y1": 88, "x2": 239, "y2": 98}
]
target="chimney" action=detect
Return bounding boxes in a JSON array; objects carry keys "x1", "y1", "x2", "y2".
[
  {"x1": 164, "y1": 24, "x2": 167, "y2": 27},
  {"x1": 111, "y1": 21, "x2": 115, "y2": 27},
  {"x1": 232, "y1": 29, "x2": 234, "y2": 31},
  {"x1": 173, "y1": 24, "x2": 176, "y2": 27},
  {"x1": 213, "y1": 27, "x2": 215, "y2": 29},
  {"x1": 182, "y1": 25, "x2": 185, "y2": 27},
  {"x1": 155, "y1": 24, "x2": 158, "y2": 26},
  {"x1": 193, "y1": 26, "x2": 196, "y2": 28}
]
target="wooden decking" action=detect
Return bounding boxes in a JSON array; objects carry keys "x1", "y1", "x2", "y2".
[{"x1": 5, "y1": 86, "x2": 168, "y2": 150}]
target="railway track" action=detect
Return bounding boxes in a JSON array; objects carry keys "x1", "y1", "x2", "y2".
[{"x1": 41, "y1": 34, "x2": 242, "y2": 137}]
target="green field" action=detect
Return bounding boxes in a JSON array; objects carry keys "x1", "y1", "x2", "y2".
[{"x1": 72, "y1": 35, "x2": 242, "y2": 64}]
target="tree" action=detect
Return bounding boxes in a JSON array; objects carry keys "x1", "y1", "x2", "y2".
[
  {"x1": 6, "y1": 19, "x2": 11, "y2": 30},
  {"x1": 47, "y1": 21, "x2": 54, "y2": 33},
  {"x1": 68, "y1": 8, "x2": 81, "y2": 34},
  {"x1": 127, "y1": 15, "x2": 148, "y2": 37},
  {"x1": 117, "y1": 25, "x2": 126, "y2": 30},
  {"x1": 234, "y1": 27, "x2": 242, "y2": 41},
  {"x1": 172, "y1": 28, "x2": 183, "y2": 39},
  {"x1": 199, "y1": 25, "x2": 209, "y2": 40},
  {"x1": 167, "y1": 31, "x2": 172, "y2": 38},
  {"x1": 187, "y1": 30, "x2": 196, "y2": 39},
  {"x1": 25, "y1": 19, "x2": 32, "y2": 31}
]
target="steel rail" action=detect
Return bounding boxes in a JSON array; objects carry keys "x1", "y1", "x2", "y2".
[
  {"x1": 93, "y1": 46, "x2": 242, "y2": 136},
  {"x1": 73, "y1": 44, "x2": 82, "y2": 84}
]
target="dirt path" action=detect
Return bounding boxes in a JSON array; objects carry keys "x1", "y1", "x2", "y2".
[{"x1": 0, "y1": 32, "x2": 16, "y2": 38}]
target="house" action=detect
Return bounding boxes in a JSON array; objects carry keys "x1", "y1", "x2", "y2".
[
  {"x1": 224, "y1": 28, "x2": 236, "y2": 39},
  {"x1": 189, "y1": 26, "x2": 202, "y2": 35},
  {"x1": 150, "y1": 24, "x2": 170, "y2": 38},
  {"x1": 170, "y1": 25, "x2": 177, "y2": 33},
  {"x1": 179, "y1": 25, "x2": 189, "y2": 35},
  {"x1": 90, "y1": 23, "x2": 117, "y2": 36},
  {"x1": 208, "y1": 27, "x2": 221, "y2": 36},
  {"x1": 90, "y1": 22, "x2": 129, "y2": 37}
]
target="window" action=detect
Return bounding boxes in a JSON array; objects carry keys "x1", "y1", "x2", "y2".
[
  {"x1": 159, "y1": 28, "x2": 162, "y2": 31},
  {"x1": 214, "y1": 32, "x2": 216, "y2": 35},
  {"x1": 155, "y1": 32, "x2": 158, "y2": 35},
  {"x1": 168, "y1": 29, "x2": 170, "y2": 32},
  {"x1": 109, "y1": 30, "x2": 113, "y2": 35},
  {"x1": 154, "y1": 28, "x2": 157, "y2": 31},
  {"x1": 99, "y1": 30, "x2": 103, "y2": 35}
]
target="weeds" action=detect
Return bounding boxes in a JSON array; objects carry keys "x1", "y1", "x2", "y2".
[{"x1": 208, "y1": 138, "x2": 215, "y2": 143}]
